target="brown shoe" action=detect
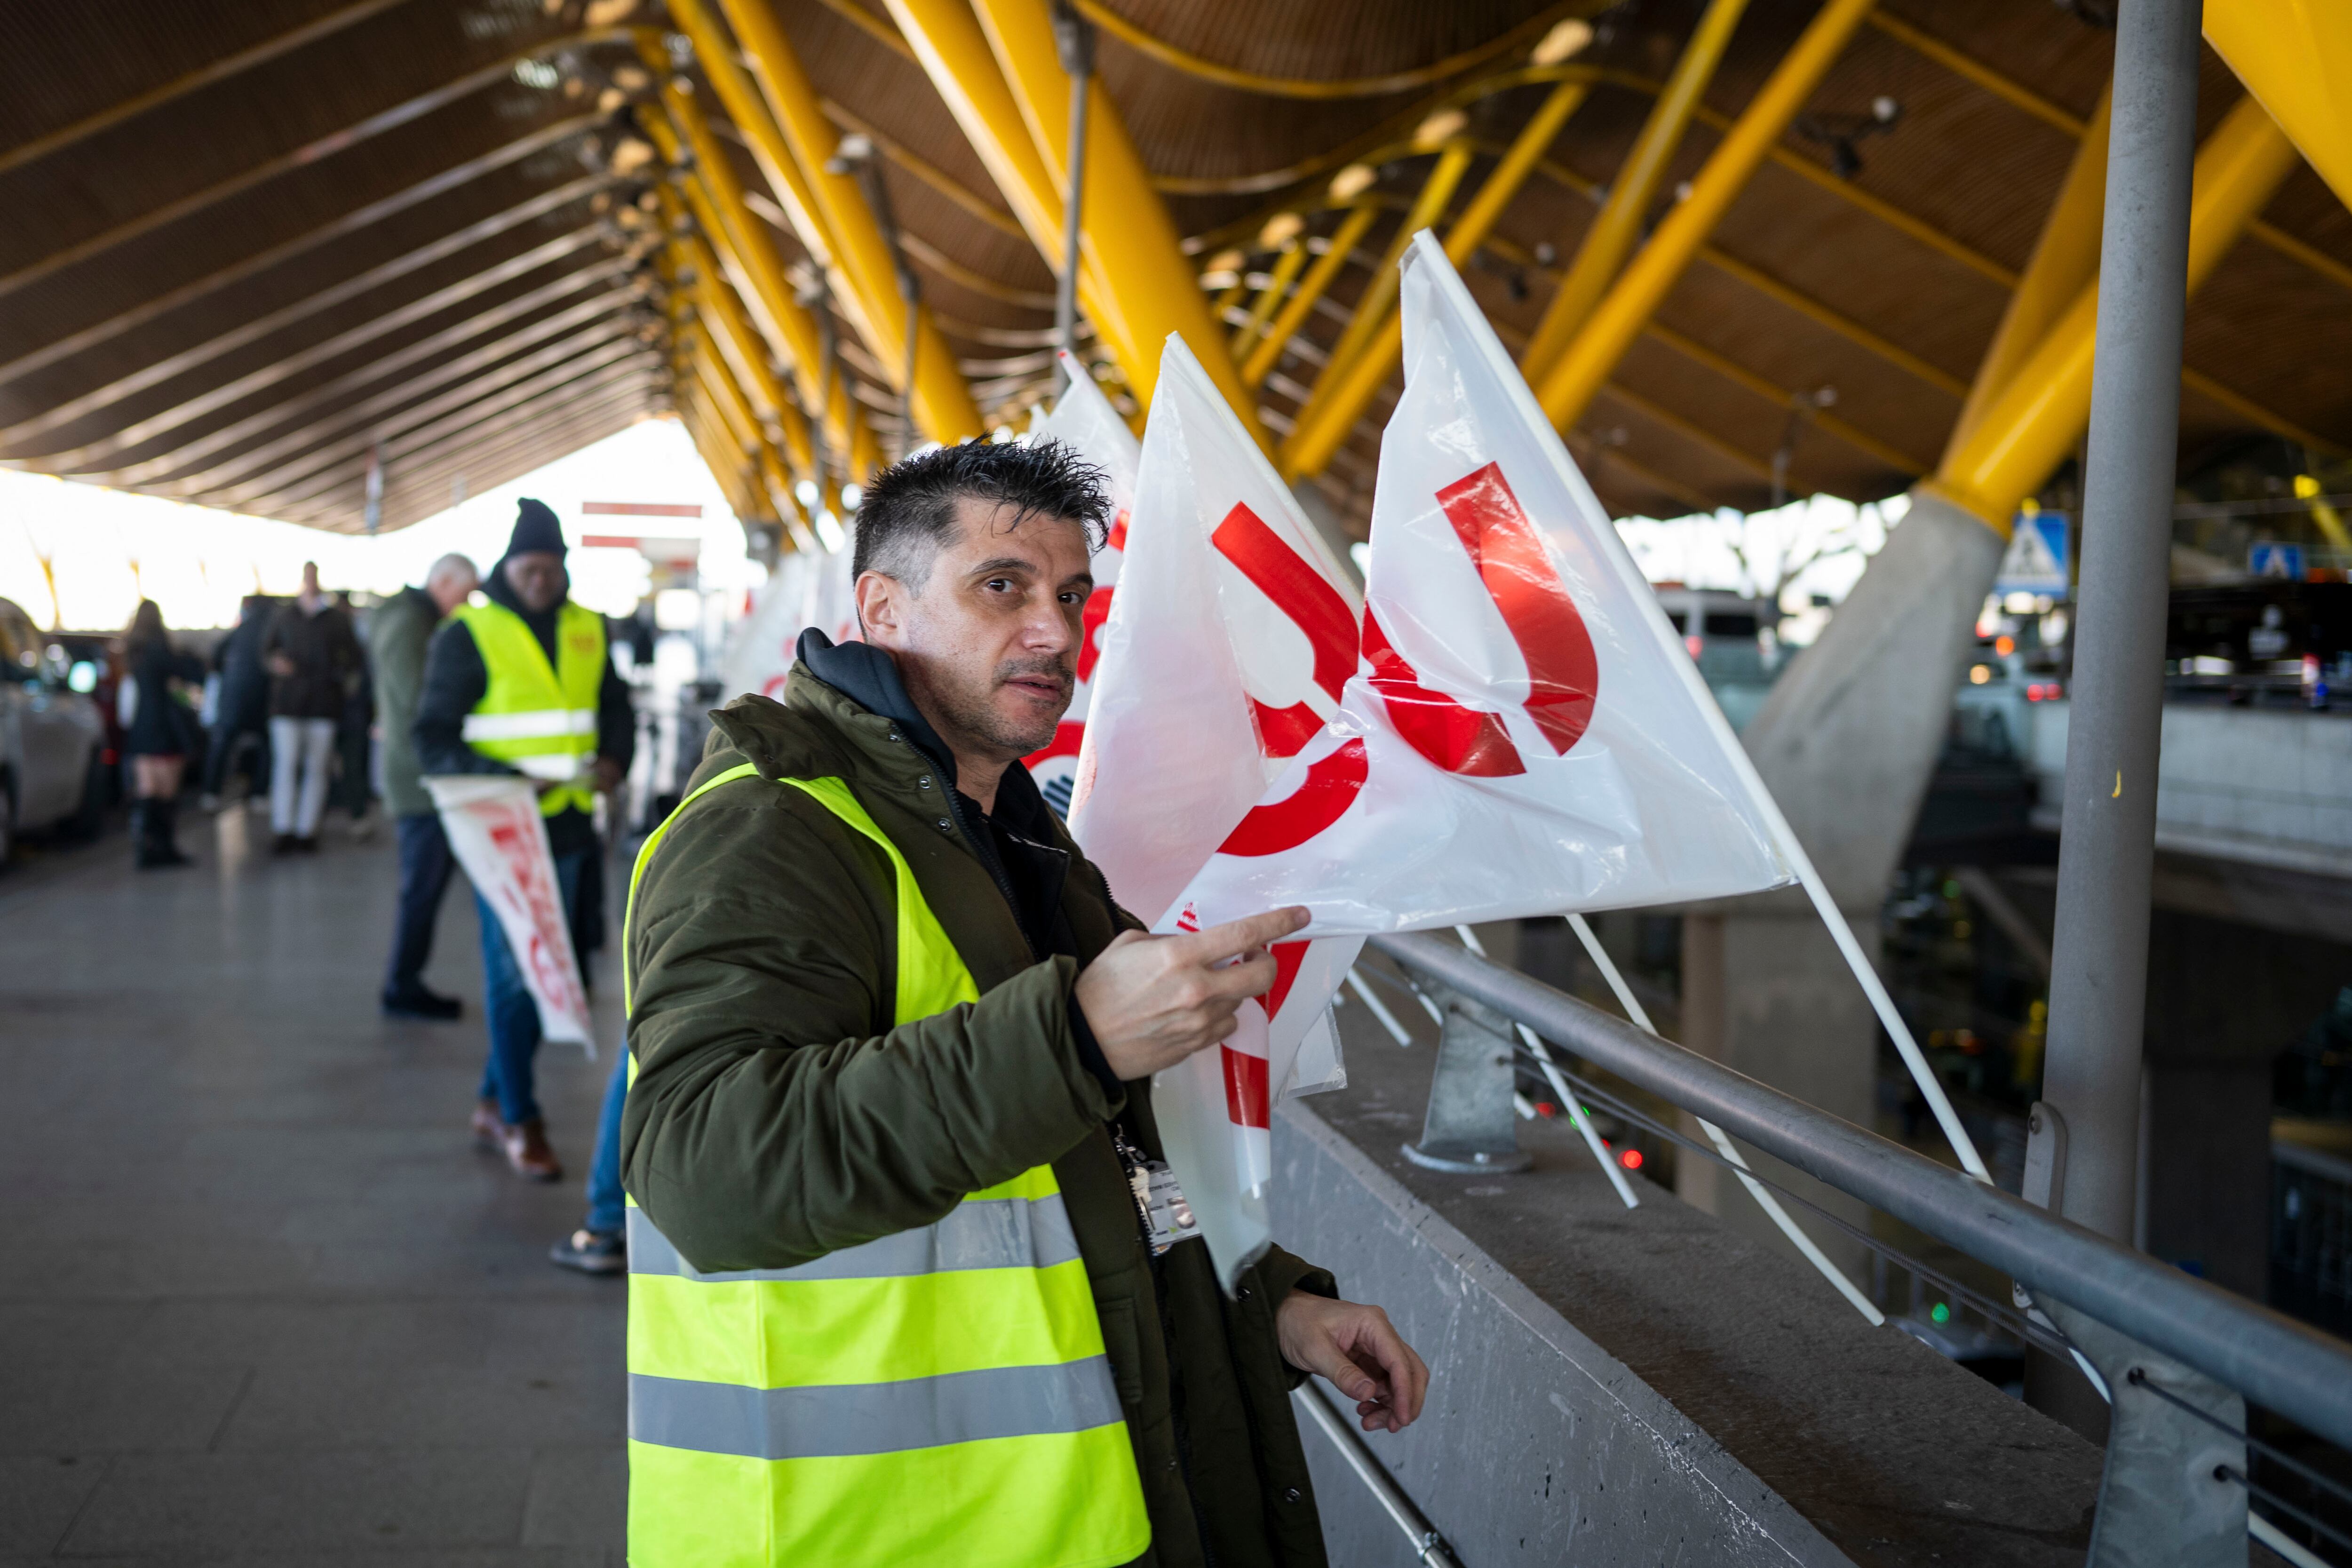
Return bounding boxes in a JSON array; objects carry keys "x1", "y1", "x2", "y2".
[
  {"x1": 501, "y1": 1119, "x2": 563, "y2": 1182},
  {"x1": 469, "y1": 1098, "x2": 502, "y2": 1150}
]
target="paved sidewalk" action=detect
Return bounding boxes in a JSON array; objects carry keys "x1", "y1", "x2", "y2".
[{"x1": 1, "y1": 806, "x2": 627, "y2": 1565}]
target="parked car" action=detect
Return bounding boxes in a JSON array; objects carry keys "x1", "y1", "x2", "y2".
[
  {"x1": 1649, "y1": 586, "x2": 1785, "y2": 731},
  {"x1": 0, "y1": 597, "x2": 106, "y2": 866}
]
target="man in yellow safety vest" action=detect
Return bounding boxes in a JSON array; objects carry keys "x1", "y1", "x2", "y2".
[
  {"x1": 415, "y1": 497, "x2": 633, "y2": 1183},
  {"x1": 620, "y1": 440, "x2": 1428, "y2": 1567}
]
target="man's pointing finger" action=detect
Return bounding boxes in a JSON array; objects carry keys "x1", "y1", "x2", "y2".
[{"x1": 1179, "y1": 907, "x2": 1311, "y2": 965}]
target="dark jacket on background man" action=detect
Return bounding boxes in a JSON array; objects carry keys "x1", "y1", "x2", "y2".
[
  {"x1": 412, "y1": 559, "x2": 633, "y2": 857},
  {"x1": 620, "y1": 635, "x2": 1333, "y2": 1568},
  {"x1": 212, "y1": 598, "x2": 273, "y2": 724},
  {"x1": 368, "y1": 585, "x2": 442, "y2": 819},
  {"x1": 262, "y1": 598, "x2": 361, "y2": 720}
]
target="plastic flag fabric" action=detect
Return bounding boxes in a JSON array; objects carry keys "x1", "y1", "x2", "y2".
[
  {"x1": 800, "y1": 533, "x2": 859, "y2": 650},
  {"x1": 1164, "y1": 231, "x2": 1794, "y2": 942},
  {"x1": 426, "y1": 774, "x2": 594, "y2": 1051},
  {"x1": 1070, "y1": 333, "x2": 1365, "y2": 1290},
  {"x1": 1021, "y1": 350, "x2": 1140, "y2": 817},
  {"x1": 718, "y1": 552, "x2": 810, "y2": 703}
]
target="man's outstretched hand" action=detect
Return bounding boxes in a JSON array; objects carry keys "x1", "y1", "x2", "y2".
[
  {"x1": 1275, "y1": 1290, "x2": 1429, "y2": 1434},
  {"x1": 1073, "y1": 907, "x2": 1310, "y2": 1081}
]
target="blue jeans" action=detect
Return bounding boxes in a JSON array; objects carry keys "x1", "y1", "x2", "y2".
[
  {"x1": 384, "y1": 812, "x2": 456, "y2": 1000},
  {"x1": 585, "y1": 1053, "x2": 628, "y2": 1235},
  {"x1": 476, "y1": 847, "x2": 591, "y2": 1127}
]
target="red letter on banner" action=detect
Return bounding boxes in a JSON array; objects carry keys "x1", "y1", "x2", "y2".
[
  {"x1": 1364, "y1": 609, "x2": 1523, "y2": 777},
  {"x1": 1434, "y1": 462, "x2": 1599, "y2": 756},
  {"x1": 1217, "y1": 737, "x2": 1368, "y2": 856},
  {"x1": 1210, "y1": 502, "x2": 1358, "y2": 758}
]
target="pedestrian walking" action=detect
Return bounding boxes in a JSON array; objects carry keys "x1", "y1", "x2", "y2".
[
  {"x1": 199, "y1": 595, "x2": 272, "y2": 807},
  {"x1": 617, "y1": 441, "x2": 1427, "y2": 1565},
  {"x1": 370, "y1": 554, "x2": 477, "y2": 1021},
  {"x1": 262, "y1": 563, "x2": 360, "y2": 853},
  {"x1": 333, "y1": 591, "x2": 378, "y2": 835},
  {"x1": 414, "y1": 499, "x2": 631, "y2": 1182},
  {"x1": 117, "y1": 600, "x2": 205, "y2": 869}
]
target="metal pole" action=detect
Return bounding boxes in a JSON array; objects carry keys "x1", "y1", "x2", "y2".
[
  {"x1": 1050, "y1": 0, "x2": 1092, "y2": 394},
  {"x1": 2039, "y1": 0, "x2": 2203, "y2": 1249}
]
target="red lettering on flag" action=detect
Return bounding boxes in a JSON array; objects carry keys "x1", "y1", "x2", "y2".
[
  {"x1": 1435, "y1": 462, "x2": 1599, "y2": 757},
  {"x1": 1222, "y1": 1045, "x2": 1270, "y2": 1130},
  {"x1": 1217, "y1": 738, "x2": 1368, "y2": 857},
  {"x1": 1211, "y1": 502, "x2": 1357, "y2": 758},
  {"x1": 1077, "y1": 585, "x2": 1115, "y2": 683},
  {"x1": 1263, "y1": 939, "x2": 1310, "y2": 1019},
  {"x1": 1364, "y1": 608, "x2": 1523, "y2": 777}
]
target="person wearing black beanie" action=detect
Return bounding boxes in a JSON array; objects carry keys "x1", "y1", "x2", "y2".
[{"x1": 412, "y1": 498, "x2": 633, "y2": 1185}]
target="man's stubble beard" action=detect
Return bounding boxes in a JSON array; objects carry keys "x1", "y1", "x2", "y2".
[{"x1": 922, "y1": 655, "x2": 1073, "y2": 759}]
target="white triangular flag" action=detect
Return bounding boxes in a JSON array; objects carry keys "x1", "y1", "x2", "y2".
[
  {"x1": 1071, "y1": 334, "x2": 1366, "y2": 1289},
  {"x1": 1163, "y1": 233, "x2": 1795, "y2": 940}
]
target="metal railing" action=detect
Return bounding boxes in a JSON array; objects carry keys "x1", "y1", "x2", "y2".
[{"x1": 1371, "y1": 930, "x2": 2352, "y2": 1445}]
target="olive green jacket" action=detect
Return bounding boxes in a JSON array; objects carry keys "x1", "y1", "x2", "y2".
[{"x1": 620, "y1": 657, "x2": 1333, "y2": 1568}]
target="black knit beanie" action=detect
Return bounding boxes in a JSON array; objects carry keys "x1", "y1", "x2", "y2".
[{"x1": 508, "y1": 497, "x2": 565, "y2": 557}]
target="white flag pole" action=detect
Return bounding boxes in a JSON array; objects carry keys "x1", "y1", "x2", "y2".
[
  {"x1": 1402, "y1": 227, "x2": 1989, "y2": 1185},
  {"x1": 1343, "y1": 968, "x2": 1415, "y2": 1047},
  {"x1": 1565, "y1": 915, "x2": 1884, "y2": 1323},
  {"x1": 1456, "y1": 927, "x2": 1639, "y2": 1210}
]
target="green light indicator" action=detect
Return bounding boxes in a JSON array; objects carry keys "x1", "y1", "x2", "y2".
[{"x1": 1930, "y1": 1302, "x2": 1951, "y2": 1324}]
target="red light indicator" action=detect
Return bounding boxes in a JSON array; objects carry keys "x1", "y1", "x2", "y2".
[{"x1": 1618, "y1": 1149, "x2": 1643, "y2": 1170}]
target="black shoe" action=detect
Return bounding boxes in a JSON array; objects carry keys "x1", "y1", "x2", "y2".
[
  {"x1": 550, "y1": 1228, "x2": 626, "y2": 1276},
  {"x1": 381, "y1": 985, "x2": 463, "y2": 1021},
  {"x1": 271, "y1": 833, "x2": 299, "y2": 856},
  {"x1": 134, "y1": 801, "x2": 192, "y2": 869}
]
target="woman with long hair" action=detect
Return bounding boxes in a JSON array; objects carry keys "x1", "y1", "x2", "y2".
[{"x1": 117, "y1": 599, "x2": 205, "y2": 868}]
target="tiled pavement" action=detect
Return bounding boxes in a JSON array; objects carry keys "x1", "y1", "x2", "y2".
[{"x1": 1, "y1": 806, "x2": 627, "y2": 1564}]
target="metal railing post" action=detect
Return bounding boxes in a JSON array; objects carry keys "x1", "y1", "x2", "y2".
[
  {"x1": 1402, "y1": 988, "x2": 1531, "y2": 1175},
  {"x1": 2040, "y1": 0, "x2": 2204, "y2": 1249}
]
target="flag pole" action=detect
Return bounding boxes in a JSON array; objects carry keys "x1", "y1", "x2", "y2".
[
  {"x1": 1456, "y1": 927, "x2": 1640, "y2": 1209},
  {"x1": 1564, "y1": 915, "x2": 1884, "y2": 1323}
]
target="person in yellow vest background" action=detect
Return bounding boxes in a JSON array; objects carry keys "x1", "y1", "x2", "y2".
[
  {"x1": 619, "y1": 441, "x2": 1427, "y2": 1568},
  {"x1": 415, "y1": 498, "x2": 633, "y2": 1182}
]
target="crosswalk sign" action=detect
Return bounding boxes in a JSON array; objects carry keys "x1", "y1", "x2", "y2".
[{"x1": 1996, "y1": 512, "x2": 2070, "y2": 597}]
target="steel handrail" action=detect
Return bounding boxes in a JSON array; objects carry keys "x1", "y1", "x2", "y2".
[{"x1": 1370, "y1": 931, "x2": 2352, "y2": 1451}]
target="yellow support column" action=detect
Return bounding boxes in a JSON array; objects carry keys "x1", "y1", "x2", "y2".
[
  {"x1": 704, "y1": 0, "x2": 984, "y2": 444},
  {"x1": 1308, "y1": 141, "x2": 1475, "y2": 406},
  {"x1": 1279, "y1": 83, "x2": 1588, "y2": 478},
  {"x1": 1537, "y1": 0, "x2": 1880, "y2": 434},
  {"x1": 683, "y1": 230, "x2": 816, "y2": 481},
  {"x1": 1242, "y1": 203, "x2": 1377, "y2": 390},
  {"x1": 882, "y1": 0, "x2": 1133, "y2": 379},
  {"x1": 1927, "y1": 96, "x2": 2299, "y2": 529},
  {"x1": 967, "y1": 0, "x2": 1260, "y2": 433},
  {"x1": 1521, "y1": 0, "x2": 1751, "y2": 387},
  {"x1": 642, "y1": 102, "x2": 880, "y2": 478},
  {"x1": 1232, "y1": 225, "x2": 1312, "y2": 360},
  {"x1": 1946, "y1": 86, "x2": 2111, "y2": 455},
  {"x1": 2205, "y1": 0, "x2": 2352, "y2": 210}
]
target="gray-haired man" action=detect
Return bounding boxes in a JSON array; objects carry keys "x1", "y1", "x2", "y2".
[{"x1": 373, "y1": 553, "x2": 479, "y2": 1019}]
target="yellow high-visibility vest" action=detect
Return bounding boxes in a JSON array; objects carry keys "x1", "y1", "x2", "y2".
[
  {"x1": 451, "y1": 599, "x2": 605, "y2": 818},
  {"x1": 620, "y1": 762, "x2": 1151, "y2": 1568}
]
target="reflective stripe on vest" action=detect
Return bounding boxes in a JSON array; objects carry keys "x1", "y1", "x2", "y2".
[
  {"x1": 620, "y1": 762, "x2": 1151, "y2": 1568},
  {"x1": 450, "y1": 599, "x2": 604, "y2": 818}
]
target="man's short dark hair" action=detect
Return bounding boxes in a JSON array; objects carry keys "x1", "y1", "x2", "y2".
[{"x1": 850, "y1": 438, "x2": 1111, "y2": 589}]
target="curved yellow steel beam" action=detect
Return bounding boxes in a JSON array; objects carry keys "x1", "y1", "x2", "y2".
[
  {"x1": 1068, "y1": 0, "x2": 1589, "y2": 101},
  {"x1": 702, "y1": 0, "x2": 984, "y2": 445},
  {"x1": 680, "y1": 227, "x2": 817, "y2": 480},
  {"x1": 2205, "y1": 0, "x2": 2352, "y2": 212},
  {"x1": 1927, "y1": 97, "x2": 2301, "y2": 532},
  {"x1": 884, "y1": 0, "x2": 1134, "y2": 379},
  {"x1": 1232, "y1": 239, "x2": 1311, "y2": 360},
  {"x1": 968, "y1": 0, "x2": 1261, "y2": 435},
  {"x1": 1521, "y1": 0, "x2": 1750, "y2": 387},
  {"x1": 641, "y1": 101, "x2": 880, "y2": 477},
  {"x1": 1242, "y1": 205, "x2": 1377, "y2": 390},
  {"x1": 1946, "y1": 85, "x2": 2111, "y2": 458},
  {"x1": 1536, "y1": 0, "x2": 1880, "y2": 435}
]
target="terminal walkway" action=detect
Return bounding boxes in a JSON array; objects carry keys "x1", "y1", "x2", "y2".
[{"x1": 0, "y1": 812, "x2": 626, "y2": 1564}]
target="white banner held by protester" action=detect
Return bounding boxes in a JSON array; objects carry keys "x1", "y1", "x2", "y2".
[
  {"x1": 1023, "y1": 350, "x2": 1140, "y2": 816},
  {"x1": 1071, "y1": 333, "x2": 1366, "y2": 1291},
  {"x1": 1164, "y1": 233, "x2": 1795, "y2": 940},
  {"x1": 718, "y1": 552, "x2": 810, "y2": 703},
  {"x1": 426, "y1": 774, "x2": 594, "y2": 1052}
]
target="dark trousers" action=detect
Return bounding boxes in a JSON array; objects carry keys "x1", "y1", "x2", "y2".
[
  {"x1": 477, "y1": 847, "x2": 590, "y2": 1128},
  {"x1": 382, "y1": 812, "x2": 457, "y2": 1001},
  {"x1": 201, "y1": 693, "x2": 267, "y2": 796}
]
